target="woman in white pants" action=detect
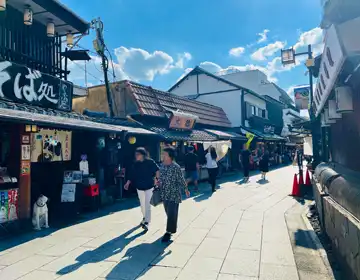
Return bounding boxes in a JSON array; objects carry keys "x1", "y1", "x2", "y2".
[{"x1": 124, "y1": 147, "x2": 159, "y2": 231}]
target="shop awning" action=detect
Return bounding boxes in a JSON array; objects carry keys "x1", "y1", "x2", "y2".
[
  {"x1": 240, "y1": 127, "x2": 285, "y2": 142},
  {"x1": 205, "y1": 129, "x2": 246, "y2": 141},
  {"x1": 0, "y1": 104, "x2": 155, "y2": 135},
  {"x1": 149, "y1": 127, "x2": 218, "y2": 142}
]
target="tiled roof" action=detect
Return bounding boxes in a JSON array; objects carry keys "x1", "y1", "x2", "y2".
[
  {"x1": 149, "y1": 127, "x2": 218, "y2": 142},
  {"x1": 0, "y1": 100, "x2": 155, "y2": 135},
  {"x1": 123, "y1": 81, "x2": 231, "y2": 128}
]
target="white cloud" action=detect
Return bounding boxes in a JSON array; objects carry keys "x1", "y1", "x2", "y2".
[
  {"x1": 251, "y1": 41, "x2": 286, "y2": 61},
  {"x1": 294, "y1": 27, "x2": 323, "y2": 56},
  {"x1": 229, "y1": 47, "x2": 245, "y2": 57},
  {"x1": 176, "y1": 67, "x2": 193, "y2": 82},
  {"x1": 114, "y1": 47, "x2": 192, "y2": 81},
  {"x1": 257, "y1": 29, "x2": 270, "y2": 43},
  {"x1": 199, "y1": 61, "x2": 223, "y2": 73},
  {"x1": 68, "y1": 47, "x2": 192, "y2": 86}
]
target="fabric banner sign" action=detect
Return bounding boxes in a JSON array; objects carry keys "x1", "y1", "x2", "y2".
[
  {"x1": 245, "y1": 132, "x2": 255, "y2": 149},
  {"x1": 294, "y1": 86, "x2": 310, "y2": 110},
  {"x1": 0, "y1": 59, "x2": 73, "y2": 111},
  {"x1": 31, "y1": 129, "x2": 72, "y2": 162},
  {"x1": 0, "y1": 189, "x2": 18, "y2": 223}
]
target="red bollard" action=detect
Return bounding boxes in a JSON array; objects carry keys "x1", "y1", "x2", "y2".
[{"x1": 290, "y1": 174, "x2": 300, "y2": 197}]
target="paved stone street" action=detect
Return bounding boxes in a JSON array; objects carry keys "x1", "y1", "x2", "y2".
[{"x1": 0, "y1": 165, "x2": 336, "y2": 280}]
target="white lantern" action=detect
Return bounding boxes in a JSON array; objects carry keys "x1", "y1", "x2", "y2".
[
  {"x1": 66, "y1": 32, "x2": 73, "y2": 48},
  {"x1": 328, "y1": 99, "x2": 342, "y2": 120},
  {"x1": 24, "y1": 6, "x2": 33, "y2": 25},
  {"x1": 335, "y1": 86, "x2": 353, "y2": 113},
  {"x1": 0, "y1": 0, "x2": 6, "y2": 12},
  {"x1": 47, "y1": 21, "x2": 55, "y2": 37}
]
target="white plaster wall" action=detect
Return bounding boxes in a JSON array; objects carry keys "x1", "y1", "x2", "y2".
[
  {"x1": 244, "y1": 94, "x2": 266, "y2": 109},
  {"x1": 222, "y1": 70, "x2": 283, "y2": 101},
  {"x1": 170, "y1": 73, "x2": 236, "y2": 96},
  {"x1": 195, "y1": 90, "x2": 243, "y2": 127}
]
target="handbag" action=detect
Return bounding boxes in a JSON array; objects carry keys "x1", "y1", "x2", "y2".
[{"x1": 150, "y1": 187, "x2": 162, "y2": 207}]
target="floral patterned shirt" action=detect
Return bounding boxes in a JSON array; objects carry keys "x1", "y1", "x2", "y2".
[{"x1": 159, "y1": 162, "x2": 187, "y2": 203}]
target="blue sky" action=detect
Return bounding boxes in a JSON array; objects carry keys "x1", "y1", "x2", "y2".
[{"x1": 63, "y1": 0, "x2": 323, "y2": 97}]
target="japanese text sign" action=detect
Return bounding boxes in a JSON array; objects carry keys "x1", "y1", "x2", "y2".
[
  {"x1": 0, "y1": 59, "x2": 73, "y2": 111},
  {"x1": 169, "y1": 115, "x2": 196, "y2": 130}
]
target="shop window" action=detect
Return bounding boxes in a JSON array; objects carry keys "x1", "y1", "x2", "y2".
[
  {"x1": 251, "y1": 105, "x2": 256, "y2": 115},
  {"x1": 258, "y1": 109, "x2": 267, "y2": 118}
]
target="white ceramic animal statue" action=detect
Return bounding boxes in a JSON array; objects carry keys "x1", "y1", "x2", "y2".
[{"x1": 32, "y1": 194, "x2": 49, "y2": 230}]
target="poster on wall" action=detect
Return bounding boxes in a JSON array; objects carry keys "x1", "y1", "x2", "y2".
[
  {"x1": 30, "y1": 129, "x2": 72, "y2": 162},
  {"x1": 21, "y1": 145, "x2": 31, "y2": 160},
  {"x1": 7, "y1": 189, "x2": 18, "y2": 221},
  {"x1": 294, "y1": 86, "x2": 310, "y2": 110},
  {"x1": 61, "y1": 184, "x2": 76, "y2": 202},
  {"x1": 20, "y1": 161, "x2": 31, "y2": 176},
  {"x1": 0, "y1": 190, "x2": 8, "y2": 223},
  {"x1": 0, "y1": 189, "x2": 18, "y2": 223}
]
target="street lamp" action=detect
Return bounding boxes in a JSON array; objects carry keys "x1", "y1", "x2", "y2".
[{"x1": 281, "y1": 44, "x2": 320, "y2": 170}]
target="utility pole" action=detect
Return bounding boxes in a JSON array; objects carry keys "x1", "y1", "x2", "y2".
[
  {"x1": 92, "y1": 18, "x2": 114, "y2": 118},
  {"x1": 281, "y1": 44, "x2": 321, "y2": 169}
]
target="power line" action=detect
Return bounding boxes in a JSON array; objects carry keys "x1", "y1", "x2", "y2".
[{"x1": 71, "y1": 60, "x2": 104, "y2": 84}]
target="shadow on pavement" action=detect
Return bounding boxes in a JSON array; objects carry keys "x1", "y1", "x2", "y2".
[
  {"x1": 57, "y1": 225, "x2": 149, "y2": 275},
  {"x1": 293, "y1": 229, "x2": 318, "y2": 250},
  {"x1": 56, "y1": 224, "x2": 171, "y2": 279},
  {"x1": 256, "y1": 179, "x2": 270, "y2": 185},
  {"x1": 0, "y1": 198, "x2": 140, "y2": 251}
]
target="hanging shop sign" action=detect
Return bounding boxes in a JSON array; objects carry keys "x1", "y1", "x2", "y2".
[
  {"x1": 0, "y1": 59, "x2": 73, "y2": 112},
  {"x1": 314, "y1": 24, "x2": 345, "y2": 117},
  {"x1": 30, "y1": 129, "x2": 72, "y2": 162},
  {"x1": 0, "y1": 189, "x2": 18, "y2": 223},
  {"x1": 263, "y1": 125, "x2": 275, "y2": 134},
  {"x1": 294, "y1": 86, "x2": 310, "y2": 110},
  {"x1": 169, "y1": 111, "x2": 197, "y2": 130}
]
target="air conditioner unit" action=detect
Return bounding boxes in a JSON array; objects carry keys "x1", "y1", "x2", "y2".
[
  {"x1": 336, "y1": 86, "x2": 353, "y2": 113},
  {"x1": 324, "y1": 108, "x2": 336, "y2": 124},
  {"x1": 321, "y1": 113, "x2": 330, "y2": 127},
  {"x1": 328, "y1": 99, "x2": 342, "y2": 120}
]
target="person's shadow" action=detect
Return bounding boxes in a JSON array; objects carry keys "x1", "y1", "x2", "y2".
[
  {"x1": 57, "y1": 225, "x2": 147, "y2": 275},
  {"x1": 103, "y1": 237, "x2": 171, "y2": 279},
  {"x1": 256, "y1": 179, "x2": 269, "y2": 185}
]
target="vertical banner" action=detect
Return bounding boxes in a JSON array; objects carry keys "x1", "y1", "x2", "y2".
[
  {"x1": 7, "y1": 189, "x2": 18, "y2": 221},
  {"x1": 294, "y1": 86, "x2": 310, "y2": 110},
  {"x1": 245, "y1": 132, "x2": 255, "y2": 149},
  {"x1": 0, "y1": 191, "x2": 8, "y2": 223}
]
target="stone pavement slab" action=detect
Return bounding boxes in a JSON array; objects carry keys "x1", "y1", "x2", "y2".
[{"x1": 0, "y1": 165, "x2": 337, "y2": 280}]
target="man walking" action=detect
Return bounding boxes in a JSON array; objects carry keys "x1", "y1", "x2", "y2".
[
  {"x1": 184, "y1": 146, "x2": 200, "y2": 192},
  {"x1": 124, "y1": 147, "x2": 159, "y2": 231}
]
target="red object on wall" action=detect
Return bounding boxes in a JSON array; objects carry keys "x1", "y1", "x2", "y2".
[{"x1": 84, "y1": 184, "x2": 99, "y2": 197}]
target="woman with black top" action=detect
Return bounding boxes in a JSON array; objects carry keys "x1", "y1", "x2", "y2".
[
  {"x1": 206, "y1": 146, "x2": 218, "y2": 192},
  {"x1": 124, "y1": 147, "x2": 159, "y2": 231},
  {"x1": 259, "y1": 147, "x2": 269, "y2": 181}
]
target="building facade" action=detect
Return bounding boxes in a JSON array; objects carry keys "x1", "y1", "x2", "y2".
[{"x1": 312, "y1": 1, "x2": 360, "y2": 279}]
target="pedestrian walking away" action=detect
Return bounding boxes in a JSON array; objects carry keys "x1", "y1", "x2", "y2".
[
  {"x1": 159, "y1": 146, "x2": 190, "y2": 243},
  {"x1": 240, "y1": 144, "x2": 251, "y2": 182},
  {"x1": 184, "y1": 146, "x2": 200, "y2": 192},
  {"x1": 259, "y1": 147, "x2": 269, "y2": 181},
  {"x1": 206, "y1": 146, "x2": 218, "y2": 192},
  {"x1": 124, "y1": 147, "x2": 159, "y2": 231}
]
